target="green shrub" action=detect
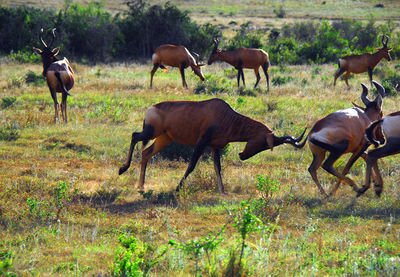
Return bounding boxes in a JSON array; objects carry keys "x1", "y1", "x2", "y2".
[
  {"x1": 273, "y1": 5, "x2": 286, "y2": 18},
  {"x1": 25, "y1": 70, "x2": 45, "y2": 86},
  {"x1": 0, "y1": 250, "x2": 15, "y2": 277},
  {"x1": 1, "y1": 97, "x2": 17, "y2": 109},
  {"x1": 9, "y1": 50, "x2": 41, "y2": 63},
  {"x1": 272, "y1": 75, "x2": 294, "y2": 86},
  {"x1": 0, "y1": 124, "x2": 20, "y2": 141},
  {"x1": 113, "y1": 234, "x2": 167, "y2": 277},
  {"x1": 381, "y1": 73, "x2": 400, "y2": 97}
]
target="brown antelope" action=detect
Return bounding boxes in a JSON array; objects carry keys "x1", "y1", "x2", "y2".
[
  {"x1": 295, "y1": 81, "x2": 385, "y2": 197},
  {"x1": 33, "y1": 28, "x2": 74, "y2": 123},
  {"x1": 207, "y1": 38, "x2": 270, "y2": 90},
  {"x1": 119, "y1": 98, "x2": 306, "y2": 194},
  {"x1": 334, "y1": 35, "x2": 392, "y2": 89},
  {"x1": 150, "y1": 44, "x2": 205, "y2": 88},
  {"x1": 357, "y1": 111, "x2": 400, "y2": 197}
]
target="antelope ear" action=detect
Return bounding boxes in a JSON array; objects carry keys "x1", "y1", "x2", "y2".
[
  {"x1": 33, "y1": 47, "x2": 42, "y2": 55},
  {"x1": 266, "y1": 133, "x2": 274, "y2": 151},
  {"x1": 52, "y1": 47, "x2": 60, "y2": 56},
  {"x1": 388, "y1": 48, "x2": 392, "y2": 51}
]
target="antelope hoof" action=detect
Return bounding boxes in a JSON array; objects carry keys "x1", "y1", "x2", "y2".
[
  {"x1": 375, "y1": 190, "x2": 382, "y2": 198},
  {"x1": 356, "y1": 187, "x2": 367, "y2": 197},
  {"x1": 119, "y1": 165, "x2": 128, "y2": 175}
]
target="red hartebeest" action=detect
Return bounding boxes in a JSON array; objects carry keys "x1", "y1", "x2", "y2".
[
  {"x1": 357, "y1": 111, "x2": 400, "y2": 197},
  {"x1": 295, "y1": 81, "x2": 385, "y2": 197},
  {"x1": 334, "y1": 35, "x2": 392, "y2": 88},
  {"x1": 150, "y1": 44, "x2": 205, "y2": 88},
  {"x1": 207, "y1": 37, "x2": 270, "y2": 90},
  {"x1": 119, "y1": 98, "x2": 306, "y2": 194},
  {"x1": 33, "y1": 28, "x2": 74, "y2": 123}
]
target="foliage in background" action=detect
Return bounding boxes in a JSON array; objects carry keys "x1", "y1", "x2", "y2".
[
  {"x1": 1, "y1": 2, "x2": 399, "y2": 64},
  {"x1": 0, "y1": 1, "x2": 220, "y2": 62}
]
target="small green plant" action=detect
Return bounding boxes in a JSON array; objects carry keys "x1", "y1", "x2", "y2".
[
  {"x1": 53, "y1": 181, "x2": 75, "y2": 220},
  {"x1": 25, "y1": 70, "x2": 45, "y2": 86},
  {"x1": 252, "y1": 175, "x2": 290, "y2": 223},
  {"x1": 26, "y1": 197, "x2": 51, "y2": 224},
  {"x1": 0, "y1": 250, "x2": 15, "y2": 277},
  {"x1": 139, "y1": 190, "x2": 153, "y2": 200},
  {"x1": 1, "y1": 97, "x2": 17, "y2": 109},
  {"x1": 169, "y1": 226, "x2": 225, "y2": 276},
  {"x1": 0, "y1": 124, "x2": 20, "y2": 142},
  {"x1": 232, "y1": 201, "x2": 263, "y2": 274},
  {"x1": 113, "y1": 234, "x2": 168, "y2": 277},
  {"x1": 272, "y1": 75, "x2": 294, "y2": 86},
  {"x1": 273, "y1": 5, "x2": 286, "y2": 18}
]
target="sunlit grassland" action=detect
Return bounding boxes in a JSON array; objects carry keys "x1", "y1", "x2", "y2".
[{"x1": 1, "y1": 57, "x2": 400, "y2": 275}]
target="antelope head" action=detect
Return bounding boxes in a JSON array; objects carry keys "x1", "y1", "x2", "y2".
[
  {"x1": 239, "y1": 128, "x2": 307, "y2": 160},
  {"x1": 190, "y1": 52, "x2": 205, "y2": 81},
  {"x1": 358, "y1": 81, "x2": 385, "y2": 122},
  {"x1": 378, "y1": 35, "x2": 392, "y2": 61},
  {"x1": 207, "y1": 37, "x2": 221, "y2": 65},
  {"x1": 33, "y1": 28, "x2": 60, "y2": 75}
]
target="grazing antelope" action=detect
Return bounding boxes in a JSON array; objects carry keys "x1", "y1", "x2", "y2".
[
  {"x1": 119, "y1": 98, "x2": 306, "y2": 194},
  {"x1": 295, "y1": 81, "x2": 385, "y2": 197},
  {"x1": 150, "y1": 44, "x2": 205, "y2": 88},
  {"x1": 357, "y1": 111, "x2": 400, "y2": 197},
  {"x1": 33, "y1": 28, "x2": 74, "y2": 123},
  {"x1": 207, "y1": 37, "x2": 270, "y2": 90},
  {"x1": 334, "y1": 35, "x2": 392, "y2": 89}
]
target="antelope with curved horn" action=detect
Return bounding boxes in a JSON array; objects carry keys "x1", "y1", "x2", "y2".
[
  {"x1": 150, "y1": 44, "x2": 205, "y2": 88},
  {"x1": 33, "y1": 28, "x2": 74, "y2": 123},
  {"x1": 119, "y1": 98, "x2": 306, "y2": 194},
  {"x1": 294, "y1": 81, "x2": 385, "y2": 197},
  {"x1": 357, "y1": 111, "x2": 400, "y2": 197},
  {"x1": 334, "y1": 35, "x2": 392, "y2": 89},
  {"x1": 207, "y1": 37, "x2": 270, "y2": 90}
]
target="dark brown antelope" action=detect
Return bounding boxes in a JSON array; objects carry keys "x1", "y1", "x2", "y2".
[
  {"x1": 33, "y1": 28, "x2": 74, "y2": 123},
  {"x1": 295, "y1": 81, "x2": 385, "y2": 197},
  {"x1": 334, "y1": 35, "x2": 392, "y2": 89},
  {"x1": 150, "y1": 44, "x2": 205, "y2": 88},
  {"x1": 207, "y1": 38, "x2": 270, "y2": 90},
  {"x1": 119, "y1": 98, "x2": 306, "y2": 194},
  {"x1": 357, "y1": 111, "x2": 400, "y2": 197}
]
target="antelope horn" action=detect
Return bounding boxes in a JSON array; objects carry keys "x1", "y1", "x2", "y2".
[
  {"x1": 372, "y1": 80, "x2": 385, "y2": 98},
  {"x1": 360, "y1": 83, "x2": 371, "y2": 106},
  {"x1": 39, "y1": 28, "x2": 47, "y2": 48},
  {"x1": 282, "y1": 128, "x2": 307, "y2": 144},
  {"x1": 382, "y1": 35, "x2": 389, "y2": 47},
  {"x1": 49, "y1": 28, "x2": 57, "y2": 48},
  {"x1": 192, "y1": 52, "x2": 200, "y2": 64}
]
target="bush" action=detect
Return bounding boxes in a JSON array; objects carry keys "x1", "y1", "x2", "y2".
[
  {"x1": 25, "y1": 70, "x2": 45, "y2": 86},
  {"x1": 113, "y1": 234, "x2": 167, "y2": 277},
  {"x1": 0, "y1": 2, "x2": 220, "y2": 62},
  {"x1": 1, "y1": 97, "x2": 17, "y2": 109},
  {"x1": 0, "y1": 124, "x2": 20, "y2": 141}
]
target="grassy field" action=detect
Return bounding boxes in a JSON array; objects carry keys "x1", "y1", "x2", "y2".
[{"x1": 1, "y1": 53, "x2": 400, "y2": 275}]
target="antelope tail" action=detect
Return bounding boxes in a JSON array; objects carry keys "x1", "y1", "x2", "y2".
[
  {"x1": 365, "y1": 119, "x2": 383, "y2": 148},
  {"x1": 54, "y1": 72, "x2": 71, "y2": 96}
]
